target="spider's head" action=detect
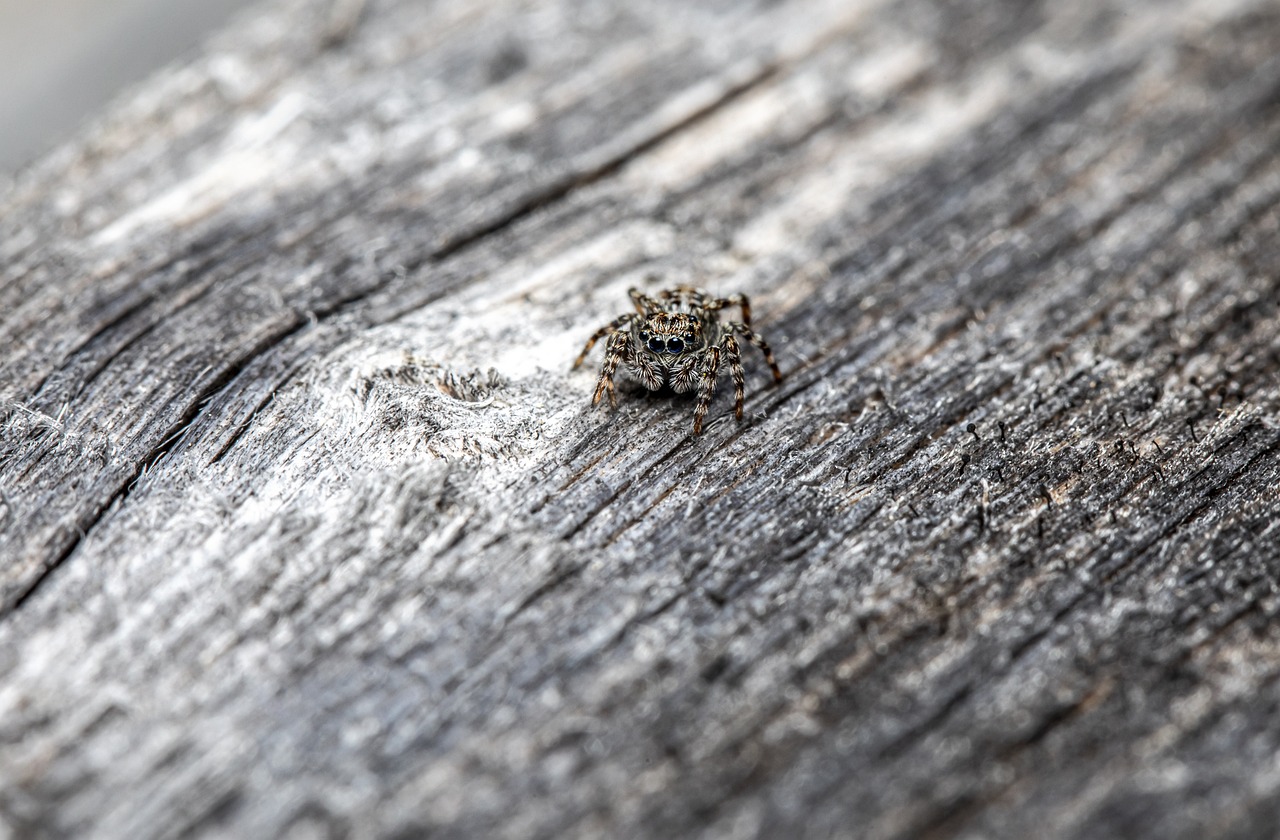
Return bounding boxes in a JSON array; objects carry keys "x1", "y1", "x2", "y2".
[{"x1": 639, "y1": 312, "x2": 702, "y2": 356}]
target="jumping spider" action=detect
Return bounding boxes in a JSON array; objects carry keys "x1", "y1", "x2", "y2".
[{"x1": 574, "y1": 285, "x2": 783, "y2": 434}]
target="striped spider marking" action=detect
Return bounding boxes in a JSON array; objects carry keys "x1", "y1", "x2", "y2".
[{"x1": 573, "y1": 286, "x2": 782, "y2": 434}]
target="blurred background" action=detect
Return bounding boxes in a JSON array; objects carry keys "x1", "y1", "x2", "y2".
[{"x1": 0, "y1": 0, "x2": 257, "y2": 174}]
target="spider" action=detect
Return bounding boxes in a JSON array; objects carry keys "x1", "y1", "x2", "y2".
[{"x1": 573, "y1": 285, "x2": 783, "y2": 434}]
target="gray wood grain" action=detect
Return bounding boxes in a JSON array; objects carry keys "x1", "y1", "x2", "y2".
[{"x1": 3, "y1": 0, "x2": 1280, "y2": 837}]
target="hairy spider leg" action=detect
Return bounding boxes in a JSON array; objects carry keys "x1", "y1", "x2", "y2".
[
  {"x1": 720, "y1": 333, "x2": 746, "y2": 419},
  {"x1": 728, "y1": 321, "x2": 782, "y2": 382},
  {"x1": 628, "y1": 287, "x2": 663, "y2": 315},
  {"x1": 573, "y1": 313, "x2": 634, "y2": 369},
  {"x1": 692, "y1": 345, "x2": 722, "y2": 435},
  {"x1": 593, "y1": 331, "x2": 630, "y2": 407},
  {"x1": 700, "y1": 293, "x2": 753, "y2": 328}
]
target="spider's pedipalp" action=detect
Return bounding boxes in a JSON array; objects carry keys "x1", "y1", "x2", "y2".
[
  {"x1": 668, "y1": 352, "x2": 699, "y2": 393},
  {"x1": 633, "y1": 346, "x2": 666, "y2": 391}
]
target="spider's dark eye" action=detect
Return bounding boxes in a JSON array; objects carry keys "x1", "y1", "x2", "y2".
[
  {"x1": 665, "y1": 337, "x2": 685, "y2": 354},
  {"x1": 647, "y1": 337, "x2": 665, "y2": 353}
]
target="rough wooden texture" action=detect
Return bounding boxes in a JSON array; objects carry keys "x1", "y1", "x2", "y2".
[{"x1": 3, "y1": 0, "x2": 1280, "y2": 837}]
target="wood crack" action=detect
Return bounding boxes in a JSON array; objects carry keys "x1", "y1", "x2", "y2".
[{"x1": 6, "y1": 311, "x2": 310, "y2": 615}]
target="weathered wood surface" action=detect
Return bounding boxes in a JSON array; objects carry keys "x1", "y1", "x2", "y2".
[{"x1": 3, "y1": 0, "x2": 1280, "y2": 836}]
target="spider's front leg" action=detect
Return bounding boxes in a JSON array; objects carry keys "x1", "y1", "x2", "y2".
[
  {"x1": 592, "y1": 331, "x2": 630, "y2": 408},
  {"x1": 692, "y1": 345, "x2": 722, "y2": 435},
  {"x1": 574, "y1": 314, "x2": 633, "y2": 369}
]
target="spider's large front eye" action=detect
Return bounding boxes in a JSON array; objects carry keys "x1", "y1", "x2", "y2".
[
  {"x1": 665, "y1": 337, "x2": 685, "y2": 354},
  {"x1": 647, "y1": 337, "x2": 665, "y2": 353}
]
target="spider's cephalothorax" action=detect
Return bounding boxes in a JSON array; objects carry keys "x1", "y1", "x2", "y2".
[{"x1": 573, "y1": 286, "x2": 783, "y2": 434}]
